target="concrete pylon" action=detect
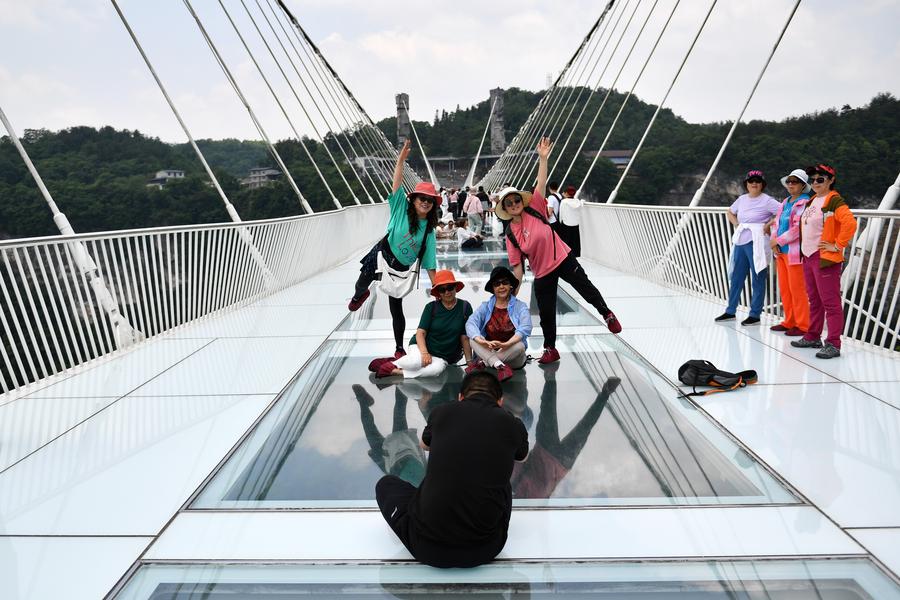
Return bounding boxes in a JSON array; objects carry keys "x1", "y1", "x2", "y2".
[
  {"x1": 395, "y1": 93, "x2": 410, "y2": 148},
  {"x1": 489, "y1": 88, "x2": 506, "y2": 154}
]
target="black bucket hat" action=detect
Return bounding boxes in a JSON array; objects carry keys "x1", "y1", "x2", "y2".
[{"x1": 486, "y1": 266, "x2": 519, "y2": 295}]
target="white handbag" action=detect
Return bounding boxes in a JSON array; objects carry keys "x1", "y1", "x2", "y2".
[{"x1": 376, "y1": 235, "x2": 429, "y2": 299}]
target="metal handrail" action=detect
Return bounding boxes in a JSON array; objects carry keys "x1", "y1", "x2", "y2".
[
  {"x1": 581, "y1": 203, "x2": 900, "y2": 354},
  {"x1": 0, "y1": 203, "x2": 388, "y2": 394}
]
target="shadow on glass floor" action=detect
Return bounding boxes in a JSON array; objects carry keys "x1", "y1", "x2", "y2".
[
  {"x1": 193, "y1": 334, "x2": 794, "y2": 509},
  {"x1": 116, "y1": 560, "x2": 900, "y2": 599}
]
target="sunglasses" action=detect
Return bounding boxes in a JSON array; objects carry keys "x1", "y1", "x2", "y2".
[
  {"x1": 493, "y1": 280, "x2": 511, "y2": 288},
  {"x1": 786, "y1": 179, "x2": 804, "y2": 185},
  {"x1": 503, "y1": 196, "x2": 523, "y2": 207},
  {"x1": 810, "y1": 177, "x2": 828, "y2": 184},
  {"x1": 414, "y1": 195, "x2": 435, "y2": 204},
  {"x1": 746, "y1": 178, "x2": 764, "y2": 184},
  {"x1": 435, "y1": 285, "x2": 456, "y2": 294}
]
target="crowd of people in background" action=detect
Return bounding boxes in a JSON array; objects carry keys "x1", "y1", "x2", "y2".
[{"x1": 349, "y1": 136, "x2": 857, "y2": 569}]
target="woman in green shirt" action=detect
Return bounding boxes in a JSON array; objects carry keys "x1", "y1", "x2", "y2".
[
  {"x1": 349, "y1": 140, "x2": 440, "y2": 357},
  {"x1": 371, "y1": 271, "x2": 474, "y2": 379}
]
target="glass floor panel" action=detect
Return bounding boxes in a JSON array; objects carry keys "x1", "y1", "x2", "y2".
[
  {"x1": 194, "y1": 332, "x2": 794, "y2": 508},
  {"x1": 116, "y1": 559, "x2": 900, "y2": 599}
]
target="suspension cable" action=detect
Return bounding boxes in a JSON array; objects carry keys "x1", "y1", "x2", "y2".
[
  {"x1": 547, "y1": 0, "x2": 634, "y2": 181},
  {"x1": 607, "y1": 0, "x2": 718, "y2": 203},
  {"x1": 580, "y1": 0, "x2": 682, "y2": 200},
  {"x1": 556, "y1": 0, "x2": 647, "y2": 188},
  {"x1": 274, "y1": 0, "x2": 421, "y2": 191},
  {"x1": 465, "y1": 97, "x2": 497, "y2": 189},
  {"x1": 218, "y1": 0, "x2": 344, "y2": 208},
  {"x1": 517, "y1": 0, "x2": 621, "y2": 187},
  {"x1": 689, "y1": 0, "x2": 802, "y2": 206},
  {"x1": 401, "y1": 99, "x2": 439, "y2": 188},
  {"x1": 244, "y1": 0, "x2": 365, "y2": 205},
  {"x1": 256, "y1": 0, "x2": 378, "y2": 203},
  {"x1": 181, "y1": 0, "x2": 313, "y2": 213}
]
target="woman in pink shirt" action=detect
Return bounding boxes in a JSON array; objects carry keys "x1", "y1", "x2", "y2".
[{"x1": 495, "y1": 137, "x2": 621, "y2": 365}]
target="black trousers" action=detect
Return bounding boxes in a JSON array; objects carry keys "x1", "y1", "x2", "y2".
[
  {"x1": 533, "y1": 253, "x2": 609, "y2": 349},
  {"x1": 375, "y1": 475, "x2": 508, "y2": 568}
]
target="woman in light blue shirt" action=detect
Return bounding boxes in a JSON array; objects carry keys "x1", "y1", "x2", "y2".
[{"x1": 466, "y1": 266, "x2": 533, "y2": 382}]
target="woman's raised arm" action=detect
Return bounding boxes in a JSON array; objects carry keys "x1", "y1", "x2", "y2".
[{"x1": 392, "y1": 139, "x2": 411, "y2": 193}]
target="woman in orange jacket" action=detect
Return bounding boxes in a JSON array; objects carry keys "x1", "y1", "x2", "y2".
[{"x1": 790, "y1": 164, "x2": 857, "y2": 359}]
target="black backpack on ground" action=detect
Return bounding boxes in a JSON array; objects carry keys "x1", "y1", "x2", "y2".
[{"x1": 677, "y1": 360, "x2": 758, "y2": 397}]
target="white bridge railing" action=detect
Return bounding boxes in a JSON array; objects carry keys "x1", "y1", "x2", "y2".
[
  {"x1": 0, "y1": 203, "x2": 387, "y2": 395},
  {"x1": 581, "y1": 204, "x2": 900, "y2": 354},
  {"x1": 2, "y1": 202, "x2": 896, "y2": 396}
]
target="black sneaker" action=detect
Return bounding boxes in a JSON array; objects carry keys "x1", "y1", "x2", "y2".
[
  {"x1": 815, "y1": 343, "x2": 841, "y2": 359},
  {"x1": 741, "y1": 316, "x2": 761, "y2": 326},
  {"x1": 791, "y1": 338, "x2": 823, "y2": 349},
  {"x1": 714, "y1": 312, "x2": 735, "y2": 322}
]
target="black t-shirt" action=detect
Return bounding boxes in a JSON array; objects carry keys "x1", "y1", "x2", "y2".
[{"x1": 410, "y1": 394, "x2": 529, "y2": 545}]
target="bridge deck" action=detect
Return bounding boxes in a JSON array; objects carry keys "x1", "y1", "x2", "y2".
[{"x1": 1, "y1": 238, "x2": 899, "y2": 598}]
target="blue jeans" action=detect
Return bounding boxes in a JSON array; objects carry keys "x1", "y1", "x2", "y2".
[{"x1": 727, "y1": 242, "x2": 767, "y2": 317}]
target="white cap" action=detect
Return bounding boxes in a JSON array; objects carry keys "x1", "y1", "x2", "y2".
[{"x1": 780, "y1": 169, "x2": 811, "y2": 193}]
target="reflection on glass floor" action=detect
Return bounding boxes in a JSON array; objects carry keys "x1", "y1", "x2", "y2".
[
  {"x1": 194, "y1": 332, "x2": 794, "y2": 509},
  {"x1": 116, "y1": 559, "x2": 900, "y2": 599}
]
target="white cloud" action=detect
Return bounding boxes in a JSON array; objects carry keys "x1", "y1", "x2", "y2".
[{"x1": 0, "y1": 0, "x2": 897, "y2": 143}]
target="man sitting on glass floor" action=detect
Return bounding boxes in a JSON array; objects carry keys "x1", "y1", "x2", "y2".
[{"x1": 374, "y1": 371, "x2": 529, "y2": 567}]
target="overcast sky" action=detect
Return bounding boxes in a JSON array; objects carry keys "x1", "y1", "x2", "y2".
[{"x1": 1, "y1": 0, "x2": 898, "y2": 144}]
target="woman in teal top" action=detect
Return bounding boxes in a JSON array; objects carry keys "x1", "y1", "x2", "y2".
[{"x1": 349, "y1": 140, "x2": 440, "y2": 356}]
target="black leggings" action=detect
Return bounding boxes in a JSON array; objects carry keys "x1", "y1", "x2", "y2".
[
  {"x1": 354, "y1": 261, "x2": 408, "y2": 352},
  {"x1": 533, "y1": 253, "x2": 609, "y2": 348}
]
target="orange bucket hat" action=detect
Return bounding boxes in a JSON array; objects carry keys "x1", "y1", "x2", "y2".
[{"x1": 430, "y1": 270, "x2": 465, "y2": 297}]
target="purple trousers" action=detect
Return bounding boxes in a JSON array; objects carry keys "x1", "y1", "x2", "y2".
[{"x1": 801, "y1": 251, "x2": 844, "y2": 348}]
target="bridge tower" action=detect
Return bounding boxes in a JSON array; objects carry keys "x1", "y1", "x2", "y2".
[
  {"x1": 489, "y1": 87, "x2": 506, "y2": 154},
  {"x1": 395, "y1": 92, "x2": 410, "y2": 148}
]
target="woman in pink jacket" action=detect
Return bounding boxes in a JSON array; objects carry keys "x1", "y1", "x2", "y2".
[{"x1": 769, "y1": 169, "x2": 812, "y2": 336}]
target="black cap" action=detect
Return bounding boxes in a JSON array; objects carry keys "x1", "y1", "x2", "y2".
[{"x1": 486, "y1": 265, "x2": 519, "y2": 294}]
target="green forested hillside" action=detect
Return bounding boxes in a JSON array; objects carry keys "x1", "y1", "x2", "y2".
[
  {"x1": 378, "y1": 90, "x2": 899, "y2": 207},
  {"x1": 1, "y1": 91, "x2": 897, "y2": 239}
]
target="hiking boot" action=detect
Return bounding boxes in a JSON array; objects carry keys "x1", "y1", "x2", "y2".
[
  {"x1": 791, "y1": 337, "x2": 823, "y2": 349},
  {"x1": 351, "y1": 383, "x2": 374, "y2": 406},
  {"x1": 815, "y1": 343, "x2": 841, "y2": 359},
  {"x1": 602, "y1": 309, "x2": 622, "y2": 334},
  {"x1": 375, "y1": 361, "x2": 398, "y2": 379},
  {"x1": 368, "y1": 356, "x2": 393, "y2": 373},
  {"x1": 538, "y1": 347, "x2": 560, "y2": 365},
  {"x1": 348, "y1": 289, "x2": 370, "y2": 312},
  {"x1": 770, "y1": 323, "x2": 788, "y2": 332},
  {"x1": 784, "y1": 327, "x2": 805, "y2": 337},
  {"x1": 496, "y1": 364, "x2": 514, "y2": 383},
  {"x1": 741, "y1": 316, "x2": 761, "y2": 326},
  {"x1": 465, "y1": 359, "x2": 486, "y2": 375},
  {"x1": 715, "y1": 312, "x2": 735, "y2": 322},
  {"x1": 393, "y1": 348, "x2": 407, "y2": 359}
]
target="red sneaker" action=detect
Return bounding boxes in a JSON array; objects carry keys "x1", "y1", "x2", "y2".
[
  {"x1": 465, "y1": 359, "x2": 486, "y2": 374},
  {"x1": 368, "y1": 357, "x2": 393, "y2": 373},
  {"x1": 497, "y1": 364, "x2": 514, "y2": 382},
  {"x1": 602, "y1": 310, "x2": 622, "y2": 334},
  {"x1": 393, "y1": 348, "x2": 407, "y2": 359},
  {"x1": 348, "y1": 290, "x2": 370, "y2": 312},
  {"x1": 375, "y1": 361, "x2": 398, "y2": 379},
  {"x1": 784, "y1": 327, "x2": 806, "y2": 337},
  {"x1": 770, "y1": 323, "x2": 789, "y2": 332},
  {"x1": 538, "y1": 347, "x2": 560, "y2": 365}
]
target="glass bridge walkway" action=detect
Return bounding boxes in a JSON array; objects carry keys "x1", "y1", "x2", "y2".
[{"x1": 1, "y1": 238, "x2": 899, "y2": 598}]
